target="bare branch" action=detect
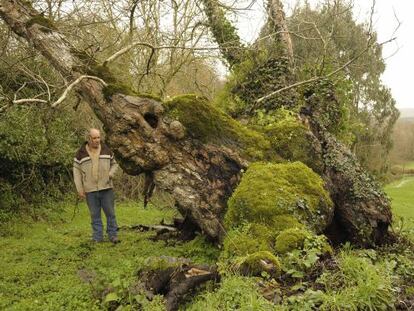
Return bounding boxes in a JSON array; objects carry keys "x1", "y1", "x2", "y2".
[
  {"x1": 103, "y1": 41, "x2": 247, "y2": 66},
  {"x1": 9, "y1": 75, "x2": 107, "y2": 109},
  {"x1": 51, "y1": 75, "x2": 107, "y2": 108},
  {"x1": 13, "y1": 98, "x2": 48, "y2": 105}
]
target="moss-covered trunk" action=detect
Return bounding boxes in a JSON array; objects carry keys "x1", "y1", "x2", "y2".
[{"x1": 0, "y1": 0, "x2": 392, "y2": 247}]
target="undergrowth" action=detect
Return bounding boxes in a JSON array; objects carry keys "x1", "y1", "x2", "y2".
[{"x1": 1, "y1": 178, "x2": 413, "y2": 310}]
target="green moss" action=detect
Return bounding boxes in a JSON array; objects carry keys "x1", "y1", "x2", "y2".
[
  {"x1": 26, "y1": 15, "x2": 57, "y2": 32},
  {"x1": 406, "y1": 286, "x2": 414, "y2": 296},
  {"x1": 102, "y1": 83, "x2": 135, "y2": 101},
  {"x1": 221, "y1": 226, "x2": 271, "y2": 259},
  {"x1": 274, "y1": 228, "x2": 310, "y2": 254},
  {"x1": 254, "y1": 108, "x2": 319, "y2": 170},
  {"x1": 221, "y1": 162, "x2": 333, "y2": 277},
  {"x1": 271, "y1": 215, "x2": 304, "y2": 233},
  {"x1": 239, "y1": 251, "x2": 282, "y2": 277},
  {"x1": 139, "y1": 256, "x2": 183, "y2": 272},
  {"x1": 164, "y1": 94, "x2": 277, "y2": 161},
  {"x1": 225, "y1": 161, "x2": 333, "y2": 232},
  {"x1": 136, "y1": 93, "x2": 162, "y2": 102},
  {"x1": 82, "y1": 63, "x2": 159, "y2": 102},
  {"x1": 69, "y1": 49, "x2": 162, "y2": 102}
]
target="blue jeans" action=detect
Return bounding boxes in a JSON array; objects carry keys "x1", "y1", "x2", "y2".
[{"x1": 85, "y1": 188, "x2": 118, "y2": 241}]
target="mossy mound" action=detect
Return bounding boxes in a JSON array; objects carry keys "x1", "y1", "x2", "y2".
[
  {"x1": 219, "y1": 226, "x2": 282, "y2": 277},
  {"x1": 164, "y1": 94, "x2": 278, "y2": 161},
  {"x1": 221, "y1": 226, "x2": 272, "y2": 260},
  {"x1": 225, "y1": 161, "x2": 333, "y2": 232},
  {"x1": 219, "y1": 163, "x2": 333, "y2": 277},
  {"x1": 274, "y1": 228, "x2": 310, "y2": 254},
  {"x1": 238, "y1": 251, "x2": 282, "y2": 277}
]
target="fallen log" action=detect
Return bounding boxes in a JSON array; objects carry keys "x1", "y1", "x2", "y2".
[{"x1": 139, "y1": 257, "x2": 220, "y2": 311}]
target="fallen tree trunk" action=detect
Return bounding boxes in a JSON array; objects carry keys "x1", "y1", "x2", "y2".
[{"x1": 0, "y1": 0, "x2": 392, "y2": 247}]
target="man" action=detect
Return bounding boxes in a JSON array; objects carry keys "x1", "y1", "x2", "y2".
[{"x1": 73, "y1": 128, "x2": 120, "y2": 244}]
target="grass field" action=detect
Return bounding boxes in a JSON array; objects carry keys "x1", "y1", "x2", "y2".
[
  {"x1": 1, "y1": 179, "x2": 413, "y2": 310},
  {"x1": 0, "y1": 201, "x2": 219, "y2": 310},
  {"x1": 384, "y1": 175, "x2": 414, "y2": 230},
  {"x1": 399, "y1": 161, "x2": 414, "y2": 170}
]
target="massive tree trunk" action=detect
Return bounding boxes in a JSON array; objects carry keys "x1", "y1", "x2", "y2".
[
  {"x1": 0, "y1": 0, "x2": 392, "y2": 246},
  {"x1": 300, "y1": 102, "x2": 392, "y2": 247}
]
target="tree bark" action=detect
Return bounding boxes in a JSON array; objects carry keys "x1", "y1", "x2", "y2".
[
  {"x1": 139, "y1": 260, "x2": 220, "y2": 311},
  {"x1": 300, "y1": 97, "x2": 392, "y2": 247}
]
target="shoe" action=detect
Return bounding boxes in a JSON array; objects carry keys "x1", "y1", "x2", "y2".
[
  {"x1": 110, "y1": 236, "x2": 120, "y2": 244},
  {"x1": 92, "y1": 239, "x2": 103, "y2": 243}
]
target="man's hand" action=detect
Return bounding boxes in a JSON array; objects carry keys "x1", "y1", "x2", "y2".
[{"x1": 78, "y1": 191, "x2": 86, "y2": 199}]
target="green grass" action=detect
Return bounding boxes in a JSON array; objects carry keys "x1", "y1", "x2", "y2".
[
  {"x1": 400, "y1": 161, "x2": 414, "y2": 170},
  {"x1": 384, "y1": 176, "x2": 414, "y2": 230},
  {"x1": 2, "y1": 178, "x2": 413, "y2": 311},
  {"x1": 0, "y1": 200, "x2": 219, "y2": 310}
]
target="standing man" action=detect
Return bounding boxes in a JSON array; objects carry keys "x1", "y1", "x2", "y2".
[{"x1": 73, "y1": 128, "x2": 120, "y2": 244}]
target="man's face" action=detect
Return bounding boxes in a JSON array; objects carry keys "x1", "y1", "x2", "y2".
[{"x1": 88, "y1": 130, "x2": 101, "y2": 148}]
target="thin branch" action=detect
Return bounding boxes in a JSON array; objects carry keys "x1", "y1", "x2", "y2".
[
  {"x1": 129, "y1": 0, "x2": 140, "y2": 37},
  {"x1": 13, "y1": 98, "x2": 48, "y2": 104},
  {"x1": 51, "y1": 75, "x2": 107, "y2": 107},
  {"x1": 9, "y1": 75, "x2": 107, "y2": 109},
  {"x1": 103, "y1": 41, "x2": 249, "y2": 66}
]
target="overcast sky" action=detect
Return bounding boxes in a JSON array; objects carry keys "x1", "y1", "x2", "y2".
[{"x1": 233, "y1": 0, "x2": 413, "y2": 109}]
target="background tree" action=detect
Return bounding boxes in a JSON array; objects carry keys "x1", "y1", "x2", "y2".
[{"x1": 287, "y1": 0, "x2": 400, "y2": 178}]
